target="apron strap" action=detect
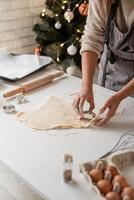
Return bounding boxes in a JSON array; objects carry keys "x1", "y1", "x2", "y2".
[
  {"x1": 104, "y1": 0, "x2": 120, "y2": 46},
  {"x1": 101, "y1": 0, "x2": 120, "y2": 87}
]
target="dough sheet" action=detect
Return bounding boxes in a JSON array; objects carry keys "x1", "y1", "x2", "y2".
[{"x1": 17, "y1": 96, "x2": 95, "y2": 130}]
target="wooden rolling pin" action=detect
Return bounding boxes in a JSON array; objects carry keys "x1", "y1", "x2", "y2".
[{"x1": 3, "y1": 71, "x2": 64, "y2": 98}]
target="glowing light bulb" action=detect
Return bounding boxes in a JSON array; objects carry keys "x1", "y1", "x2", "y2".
[
  {"x1": 41, "y1": 13, "x2": 45, "y2": 17},
  {"x1": 57, "y1": 57, "x2": 60, "y2": 62},
  {"x1": 62, "y1": 5, "x2": 65, "y2": 10}
]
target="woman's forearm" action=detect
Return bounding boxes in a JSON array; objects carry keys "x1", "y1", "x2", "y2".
[
  {"x1": 116, "y1": 78, "x2": 134, "y2": 101},
  {"x1": 81, "y1": 51, "x2": 98, "y2": 90}
]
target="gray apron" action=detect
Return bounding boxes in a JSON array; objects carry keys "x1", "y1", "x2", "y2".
[{"x1": 98, "y1": 0, "x2": 134, "y2": 95}]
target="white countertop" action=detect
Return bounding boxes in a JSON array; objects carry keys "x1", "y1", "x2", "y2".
[{"x1": 0, "y1": 69, "x2": 134, "y2": 200}]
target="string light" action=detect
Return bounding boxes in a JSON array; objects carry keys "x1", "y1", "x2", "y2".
[
  {"x1": 60, "y1": 43, "x2": 64, "y2": 47},
  {"x1": 41, "y1": 8, "x2": 46, "y2": 17},
  {"x1": 77, "y1": 29, "x2": 80, "y2": 32},
  {"x1": 60, "y1": 40, "x2": 70, "y2": 47},
  {"x1": 41, "y1": 13, "x2": 45, "y2": 17},
  {"x1": 62, "y1": 5, "x2": 65, "y2": 10},
  {"x1": 55, "y1": 14, "x2": 58, "y2": 17},
  {"x1": 74, "y1": 27, "x2": 82, "y2": 34},
  {"x1": 57, "y1": 57, "x2": 60, "y2": 62},
  {"x1": 56, "y1": 49, "x2": 60, "y2": 63}
]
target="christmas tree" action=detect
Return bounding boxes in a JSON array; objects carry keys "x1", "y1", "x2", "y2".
[{"x1": 33, "y1": 0, "x2": 88, "y2": 69}]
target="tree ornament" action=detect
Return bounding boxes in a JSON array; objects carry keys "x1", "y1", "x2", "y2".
[
  {"x1": 64, "y1": 9, "x2": 74, "y2": 22},
  {"x1": 67, "y1": 44, "x2": 77, "y2": 55},
  {"x1": 66, "y1": 66, "x2": 81, "y2": 78},
  {"x1": 54, "y1": 20, "x2": 62, "y2": 29},
  {"x1": 78, "y1": 1, "x2": 89, "y2": 16},
  {"x1": 34, "y1": 46, "x2": 42, "y2": 55}
]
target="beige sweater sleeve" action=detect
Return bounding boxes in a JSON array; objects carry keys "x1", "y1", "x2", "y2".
[{"x1": 80, "y1": 0, "x2": 111, "y2": 57}]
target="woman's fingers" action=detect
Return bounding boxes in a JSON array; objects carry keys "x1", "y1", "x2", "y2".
[
  {"x1": 96, "y1": 106, "x2": 115, "y2": 126},
  {"x1": 79, "y1": 97, "x2": 85, "y2": 114},
  {"x1": 73, "y1": 96, "x2": 86, "y2": 115},
  {"x1": 99, "y1": 101, "x2": 109, "y2": 114},
  {"x1": 73, "y1": 96, "x2": 80, "y2": 113},
  {"x1": 96, "y1": 114, "x2": 110, "y2": 126},
  {"x1": 73, "y1": 89, "x2": 95, "y2": 117}
]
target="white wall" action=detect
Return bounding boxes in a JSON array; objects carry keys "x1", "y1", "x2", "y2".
[{"x1": 0, "y1": 0, "x2": 44, "y2": 54}]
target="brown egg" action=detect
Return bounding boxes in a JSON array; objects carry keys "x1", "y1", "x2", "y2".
[
  {"x1": 97, "y1": 180, "x2": 112, "y2": 195},
  {"x1": 121, "y1": 187, "x2": 134, "y2": 200},
  {"x1": 106, "y1": 165, "x2": 119, "y2": 177},
  {"x1": 112, "y1": 175, "x2": 128, "y2": 190},
  {"x1": 88, "y1": 169, "x2": 103, "y2": 183},
  {"x1": 105, "y1": 191, "x2": 121, "y2": 200}
]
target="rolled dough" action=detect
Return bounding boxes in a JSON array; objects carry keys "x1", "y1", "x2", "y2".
[{"x1": 17, "y1": 96, "x2": 95, "y2": 130}]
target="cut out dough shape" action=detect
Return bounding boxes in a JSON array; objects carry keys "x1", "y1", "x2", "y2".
[{"x1": 17, "y1": 96, "x2": 95, "y2": 130}]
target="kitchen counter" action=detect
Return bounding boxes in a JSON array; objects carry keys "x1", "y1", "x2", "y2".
[{"x1": 0, "y1": 68, "x2": 134, "y2": 200}]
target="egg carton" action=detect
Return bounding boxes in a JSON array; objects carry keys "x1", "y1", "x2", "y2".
[{"x1": 79, "y1": 149, "x2": 134, "y2": 199}]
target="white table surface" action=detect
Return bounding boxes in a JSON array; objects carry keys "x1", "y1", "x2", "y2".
[{"x1": 0, "y1": 68, "x2": 134, "y2": 200}]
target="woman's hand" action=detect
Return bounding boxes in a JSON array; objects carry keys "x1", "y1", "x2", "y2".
[
  {"x1": 73, "y1": 51, "x2": 98, "y2": 117},
  {"x1": 96, "y1": 78, "x2": 134, "y2": 126},
  {"x1": 96, "y1": 94, "x2": 121, "y2": 126},
  {"x1": 73, "y1": 87, "x2": 95, "y2": 116}
]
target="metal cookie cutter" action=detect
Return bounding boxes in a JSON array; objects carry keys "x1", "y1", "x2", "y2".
[
  {"x1": 17, "y1": 94, "x2": 28, "y2": 104},
  {"x1": 83, "y1": 111, "x2": 96, "y2": 120},
  {"x1": 79, "y1": 110, "x2": 96, "y2": 120},
  {"x1": 3, "y1": 104, "x2": 16, "y2": 114}
]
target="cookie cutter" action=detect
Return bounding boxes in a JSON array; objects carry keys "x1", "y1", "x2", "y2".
[
  {"x1": 16, "y1": 94, "x2": 29, "y2": 104},
  {"x1": 3, "y1": 104, "x2": 16, "y2": 114},
  {"x1": 17, "y1": 94, "x2": 25, "y2": 104},
  {"x1": 83, "y1": 111, "x2": 96, "y2": 120},
  {"x1": 78, "y1": 111, "x2": 96, "y2": 120}
]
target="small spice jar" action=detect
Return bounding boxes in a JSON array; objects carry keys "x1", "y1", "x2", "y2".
[{"x1": 63, "y1": 154, "x2": 73, "y2": 183}]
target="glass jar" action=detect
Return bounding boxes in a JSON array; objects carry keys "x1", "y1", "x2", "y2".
[{"x1": 63, "y1": 154, "x2": 73, "y2": 183}]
